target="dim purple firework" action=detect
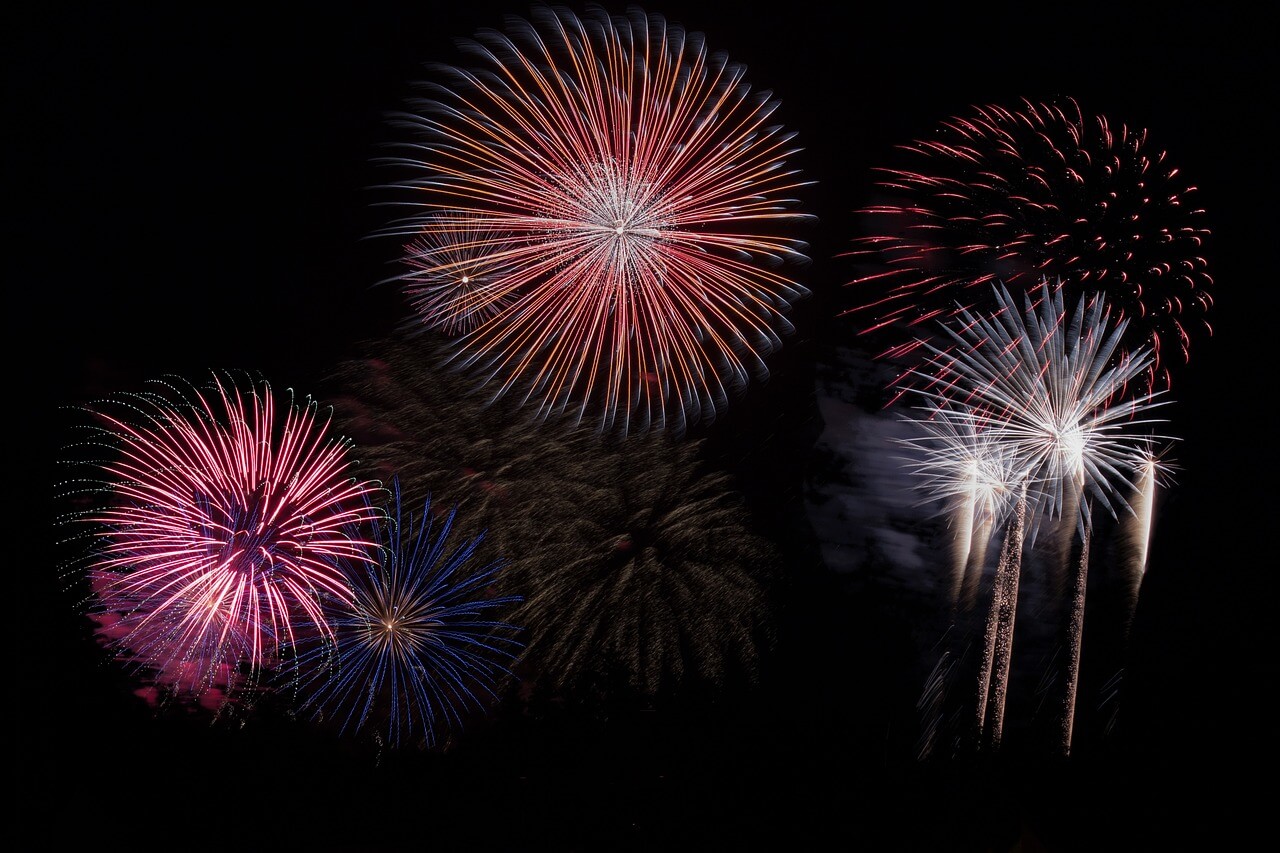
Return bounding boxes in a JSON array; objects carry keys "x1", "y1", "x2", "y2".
[
  {"x1": 848, "y1": 97, "x2": 1211, "y2": 396},
  {"x1": 66, "y1": 373, "x2": 382, "y2": 703},
  {"x1": 382, "y1": 5, "x2": 813, "y2": 434}
]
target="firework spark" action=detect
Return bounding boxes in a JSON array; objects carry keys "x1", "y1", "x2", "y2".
[
  {"x1": 58, "y1": 372, "x2": 382, "y2": 705},
  {"x1": 848, "y1": 97, "x2": 1212, "y2": 398},
  {"x1": 296, "y1": 482, "x2": 522, "y2": 750},
  {"x1": 382, "y1": 4, "x2": 813, "y2": 434}
]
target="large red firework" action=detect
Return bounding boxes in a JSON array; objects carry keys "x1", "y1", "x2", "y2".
[
  {"x1": 382, "y1": 5, "x2": 813, "y2": 434},
  {"x1": 73, "y1": 373, "x2": 383, "y2": 704},
  {"x1": 846, "y1": 97, "x2": 1212, "y2": 396}
]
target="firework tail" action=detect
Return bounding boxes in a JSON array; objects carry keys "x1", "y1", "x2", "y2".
[
  {"x1": 974, "y1": 566, "x2": 1000, "y2": 741},
  {"x1": 1060, "y1": 516, "x2": 1093, "y2": 756},
  {"x1": 958, "y1": 509, "x2": 994, "y2": 615},
  {"x1": 946, "y1": 491, "x2": 977, "y2": 611},
  {"x1": 975, "y1": 484, "x2": 1027, "y2": 747},
  {"x1": 983, "y1": 486, "x2": 1027, "y2": 750},
  {"x1": 1120, "y1": 458, "x2": 1158, "y2": 635}
]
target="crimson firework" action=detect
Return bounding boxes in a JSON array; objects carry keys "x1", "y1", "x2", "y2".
[
  {"x1": 383, "y1": 5, "x2": 813, "y2": 434},
  {"x1": 63, "y1": 373, "x2": 383, "y2": 704},
  {"x1": 848, "y1": 97, "x2": 1211, "y2": 396}
]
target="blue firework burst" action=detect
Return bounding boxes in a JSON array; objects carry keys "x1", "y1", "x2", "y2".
[{"x1": 298, "y1": 482, "x2": 523, "y2": 749}]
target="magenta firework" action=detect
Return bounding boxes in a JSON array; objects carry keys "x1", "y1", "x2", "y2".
[
  {"x1": 847, "y1": 97, "x2": 1212, "y2": 394},
  {"x1": 64, "y1": 373, "x2": 383, "y2": 705},
  {"x1": 382, "y1": 5, "x2": 813, "y2": 434}
]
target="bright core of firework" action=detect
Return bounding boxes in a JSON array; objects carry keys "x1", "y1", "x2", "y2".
[
  {"x1": 383, "y1": 5, "x2": 813, "y2": 434},
  {"x1": 913, "y1": 279, "x2": 1174, "y2": 529}
]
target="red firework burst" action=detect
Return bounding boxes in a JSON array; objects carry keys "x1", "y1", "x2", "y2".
[
  {"x1": 71, "y1": 372, "x2": 383, "y2": 704},
  {"x1": 382, "y1": 5, "x2": 813, "y2": 434},
  {"x1": 846, "y1": 97, "x2": 1212, "y2": 396}
]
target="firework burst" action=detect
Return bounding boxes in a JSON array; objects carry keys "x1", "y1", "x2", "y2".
[
  {"x1": 381, "y1": 4, "x2": 813, "y2": 434},
  {"x1": 848, "y1": 97, "x2": 1212, "y2": 397},
  {"x1": 58, "y1": 372, "x2": 383, "y2": 705},
  {"x1": 492, "y1": 432, "x2": 779, "y2": 701},
  {"x1": 397, "y1": 211, "x2": 519, "y2": 336},
  {"x1": 296, "y1": 482, "x2": 522, "y2": 750},
  {"x1": 897, "y1": 405, "x2": 1029, "y2": 753},
  {"x1": 902, "y1": 279, "x2": 1175, "y2": 752},
  {"x1": 917, "y1": 278, "x2": 1171, "y2": 535}
]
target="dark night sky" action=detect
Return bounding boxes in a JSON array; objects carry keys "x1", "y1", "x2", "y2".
[{"x1": 14, "y1": 3, "x2": 1275, "y2": 850}]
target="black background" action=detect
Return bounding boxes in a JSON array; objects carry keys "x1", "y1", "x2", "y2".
[{"x1": 15, "y1": 2, "x2": 1274, "y2": 850}]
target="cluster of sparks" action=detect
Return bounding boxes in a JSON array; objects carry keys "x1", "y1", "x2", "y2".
[
  {"x1": 65, "y1": 373, "x2": 382, "y2": 699},
  {"x1": 382, "y1": 5, "x2": 812, "y2": 434},
  {"x1": 58, "y1": 373, "x2": 521, "y2": 747},
  {"x1": 898, "y1": 279, "x2": 1174, "y2": 752},
  {"x1": 848, "y1": 97, "x2": 1212, "y2": 400}
]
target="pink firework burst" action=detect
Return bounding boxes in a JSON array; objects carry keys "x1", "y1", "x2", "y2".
[
  {"x1": 382, "y1": 5, "x2": 813, "y2": 434},
  {"x1": 69, "y1": 372, "x2": 383, "y2": 705},
  {"x1": 846, "y1": 97, "x2": 1212, "y2": 397}
]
